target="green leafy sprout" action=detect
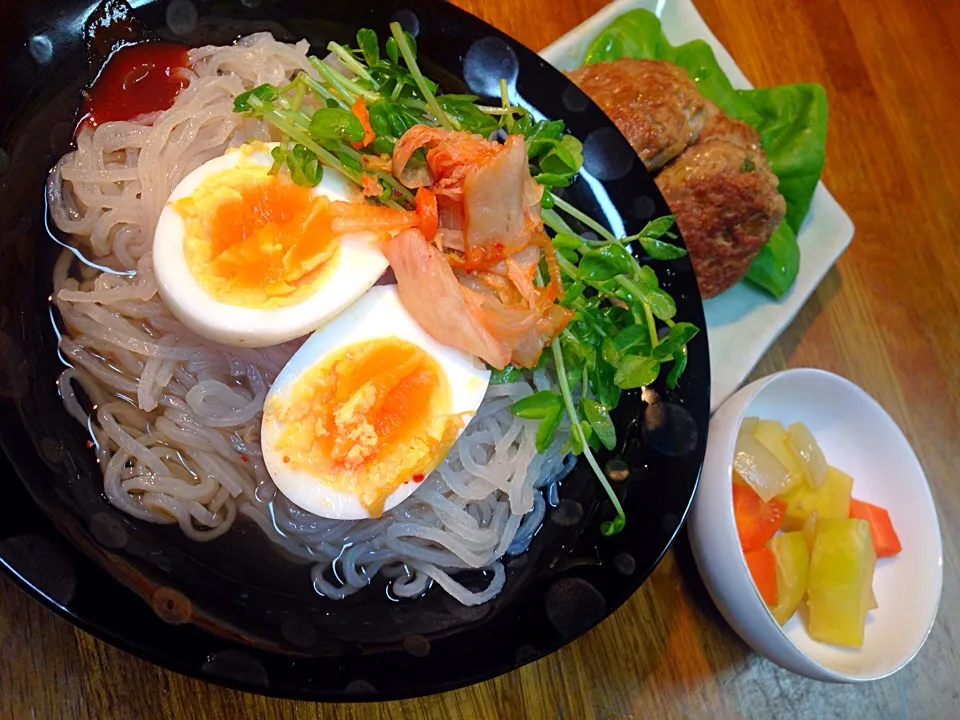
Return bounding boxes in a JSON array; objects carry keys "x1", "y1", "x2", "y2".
[
  {"x1": 500, "y1": 208, "x2": 698, "y2": 535},
  {"x1": 232, "y1": 23, "x2": 697, "y2": 536}
]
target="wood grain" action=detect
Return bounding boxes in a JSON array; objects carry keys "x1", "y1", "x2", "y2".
[{"x1": 2, "y1": 1, "x2": 958, "y2": 718}]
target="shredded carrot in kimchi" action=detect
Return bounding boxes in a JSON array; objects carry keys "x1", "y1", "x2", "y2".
[{"x1": 385, "y1": 125, "x2": 571, "y2": 369}]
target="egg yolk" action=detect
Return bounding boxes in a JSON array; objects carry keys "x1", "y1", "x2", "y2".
[
  {"x1": 264, "y1": 338, "x2": 463, "y2": 516},
  {"x1": 174, "y1": 165, "x2": 338, "y2": 308}
]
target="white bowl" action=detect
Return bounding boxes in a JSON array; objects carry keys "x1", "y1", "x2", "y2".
[{"x1": 688, "y1": 369, "x2": 943, "y2": 682}]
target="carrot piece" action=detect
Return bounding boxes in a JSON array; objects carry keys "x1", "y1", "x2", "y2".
[
  {"x1": 415, "y1": 187, "x2": 439, "y2": 242},
  {"x1": 849, "y1": 498, "x2": 902, "y2": 558},
  {"x1": 360, "y1": 173, "x2": 383, "y2": 197},
  {"x1": 329, "y1": 200, "x2": 418, "y2": 234},
  {"x1": 733, "y1": 479, "x2": 787, "y2": 552},
  {"x1": 351, "y1": 97, "x2": 375, "y2": 149},
  {"x1": 744, "y1": 547, "x2": 779, "y2": 606}
]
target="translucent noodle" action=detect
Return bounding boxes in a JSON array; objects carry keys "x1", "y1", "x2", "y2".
[{"x1": 46, "y1": 34, "x2": 570, "y2": 606}]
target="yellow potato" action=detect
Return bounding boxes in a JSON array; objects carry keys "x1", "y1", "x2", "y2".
[
  {"x1": 781, "y1": 465, "x2": 853, "y2": 532},
  {"x1": 806, "y1": 518, "x2": 876, "y2": 647},
  {"x1": 767, "y1": 531, "x2": 810, "y2": 625}
]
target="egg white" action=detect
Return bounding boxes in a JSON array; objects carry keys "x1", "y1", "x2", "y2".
[
  {"x1": 261, "y1": 284, "x2": 491, "y2": 520},
  {"x1": 152, "y1": 143, "x2": 389, "y2": 347}
]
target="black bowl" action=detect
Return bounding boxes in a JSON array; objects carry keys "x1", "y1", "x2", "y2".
[{"x1": 0, "y1": 0, "x2": 709, "y2": 701}]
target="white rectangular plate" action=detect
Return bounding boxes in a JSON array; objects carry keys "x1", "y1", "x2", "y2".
[{"x1": 541, "y1": 0, "x2": 855, "y2": 412}]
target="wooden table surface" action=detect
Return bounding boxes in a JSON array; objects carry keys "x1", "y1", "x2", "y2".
[{"x1": 2, "y1": 0, "x2": 958, "y2": 718}]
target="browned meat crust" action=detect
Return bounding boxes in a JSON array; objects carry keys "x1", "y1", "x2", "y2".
[
  {"x1": 566, "y1": 59, "x2": 709, "y2": 171},
  {"x1": 656, "y1": 104, "x2": 786, "y2": 297},
  {"x1": 566, "y1": 60, "x2": 787, "y2": 297}
]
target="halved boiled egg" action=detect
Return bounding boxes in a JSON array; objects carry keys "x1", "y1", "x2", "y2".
[
  {"x1": 153, "y1": 142, "x2": 398, "y2": 346},
  {"x1": 261, "y1": 284, "x2": 490, "y2": 520}
]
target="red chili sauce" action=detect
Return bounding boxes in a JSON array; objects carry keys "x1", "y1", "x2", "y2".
[{"x1": 78, "y1": 41, "x2": 190, "y2": 131}]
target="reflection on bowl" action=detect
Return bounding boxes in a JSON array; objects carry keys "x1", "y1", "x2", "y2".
[{"x1": 688, "y1": 368, "x2": 943, "y2": 682}]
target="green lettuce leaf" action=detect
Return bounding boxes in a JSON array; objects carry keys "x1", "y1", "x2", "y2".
[
  {"x1": 735, "y1": 84, "x2": 827, "y2": 232},
  {"x1": 583, "y1": 9, "x2": 828, "y2": 299},
  {"x1": 743, "y1": 221, "x2": 800, "y2": 298}
]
